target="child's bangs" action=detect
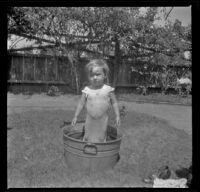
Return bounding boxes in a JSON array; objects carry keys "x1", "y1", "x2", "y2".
[{"x1": 85, "y1": 59, "x2": 110, "y2": 80}]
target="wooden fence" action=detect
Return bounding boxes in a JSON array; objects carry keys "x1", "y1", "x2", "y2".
[
  {"x1": 8, "y1": 54, "x2": 70, "y2": 83},
  {"x1": 7, "y1": 53, "x2": 191, "y2": 94},
  {"x1": 7, "y1": 53, "x2": 114, "y2": 93}
]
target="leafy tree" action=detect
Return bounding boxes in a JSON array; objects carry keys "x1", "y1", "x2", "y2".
[{"x1": 8, "y1": 7, "x2": 191, "y2": 93}]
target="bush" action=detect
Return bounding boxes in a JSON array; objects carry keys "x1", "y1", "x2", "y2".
[
  {"x1": 47, "y1": 86, "x2": 60, "y2": 96},
  {"x1": 175, "y1": 83, "x2": 192, "y2": 97},
  {"x1": 136, "y1": 86, "x2": 148, "y2": 95}
]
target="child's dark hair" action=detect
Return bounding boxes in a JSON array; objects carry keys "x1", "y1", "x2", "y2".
[{"x1": 85, "y1": 59, "x2": 110, "y2": 84}]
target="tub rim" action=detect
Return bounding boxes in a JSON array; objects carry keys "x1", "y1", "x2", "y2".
[{"x1": 63, "y1": 129, "x2": 122, "y2": 145}]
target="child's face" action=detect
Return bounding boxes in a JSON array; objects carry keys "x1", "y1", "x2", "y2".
[{"x1": 89, "y1": 66, "x2": 105, "y2": 88}]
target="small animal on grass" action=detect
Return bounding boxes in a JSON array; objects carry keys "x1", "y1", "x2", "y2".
[
  {"x1": 143, "y1": 165, "x2": 171, "y2": 184},
  {"x1": 143, "y1": 165, "x2": 191, "y2": 188},
  {"x1": 175, "y1": 165, "x2": 192, "y2": 187},
  {"x1": 71, "y1": 59, "x2": 121, "y2": 143},
  {"x1": 157, "y1": 165, "x2": 171, "y2": 179}
]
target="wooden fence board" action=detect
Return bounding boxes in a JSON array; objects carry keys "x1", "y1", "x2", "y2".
[
  {"x1": 46, "y1": 57, "x2": 56, "y2": 81},
  {"x1": 10, "y1": 56, "x2": 23, "y2": 80},
  {"x1": 24, "y1": 56, "x2": 34, "y2": 80},
  {"x1": 8, "y1": 54, "x2": 191, "y2": 93}
]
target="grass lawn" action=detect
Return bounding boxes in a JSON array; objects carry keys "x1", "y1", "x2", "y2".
[
  {"x1": 117, "y1": 93, "x2": 191, "y2": 105},
  {"x1": 7, "y1": 106, "x2": 192, "y2": 187}
]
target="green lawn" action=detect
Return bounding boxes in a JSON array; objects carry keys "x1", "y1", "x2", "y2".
[
  {"x1": 7, "y1": 109, "x2": 192, "y2": 187},
  {"x1": 117, "y1": 93, "x2": 191, "y2": 105}
]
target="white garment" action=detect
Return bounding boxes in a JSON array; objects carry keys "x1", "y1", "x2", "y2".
[
  {"x1": 82, "y1": 84, "x2": 114, "y2": 143},
  {"x1": 177, "y1": 77, "x2": 192, "y2": 85},
  {"x1": 153, "y1": 178, "x2": 187, "y2": 188}
]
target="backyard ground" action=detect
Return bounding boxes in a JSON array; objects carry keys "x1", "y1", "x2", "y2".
[{"x1": 7, "y1": 93, "x2": 192, "y2": 188}]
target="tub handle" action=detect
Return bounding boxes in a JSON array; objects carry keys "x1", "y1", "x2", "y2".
[{"x1": 83, "y1": 143, "x2": 97, "y2": 155}]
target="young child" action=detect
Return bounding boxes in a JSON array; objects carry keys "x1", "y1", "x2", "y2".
[{"x1": 71, "y1": 59, "x2": 120, "y2": 143}]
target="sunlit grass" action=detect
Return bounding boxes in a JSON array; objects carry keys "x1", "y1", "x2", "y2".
[{"x1": 7, "y1": 109, "x2": 192, "y2": 187}]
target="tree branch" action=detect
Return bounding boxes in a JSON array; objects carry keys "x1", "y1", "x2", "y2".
[
  {"x1": 9, "y1": 32, "x2": 101, "y2": 47},
  {"x1": 9, "y1": 37, "x2": 26, "y2": 50},
  {"x1": 8, "y1": 44, "x2": 57, "y2": 53},
  {"x1": 81, "y1": 48, "x2": 114, "y2": 59},
  {"x1": 132, "y1": 41, "x2": 178, "y2": 57},
  {"x1": 10, "y1": 32, "x2": 57, "y2": 45}
]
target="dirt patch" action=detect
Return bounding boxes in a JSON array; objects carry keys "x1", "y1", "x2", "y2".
[{"x1": 7, "y1": 110, "x2": 192, "y2": 187}]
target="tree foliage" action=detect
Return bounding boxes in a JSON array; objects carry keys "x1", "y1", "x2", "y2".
[
  {"x1": 8, "y1": 7, "x2": 191, "y2": 59},
  {"x1": 8, "y1": 7, "x2": 191, "y2": 92}
]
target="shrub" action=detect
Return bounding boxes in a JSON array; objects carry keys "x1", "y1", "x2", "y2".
[{"x1": 47, "y1": 86, "x2": 60, "y2": 96}]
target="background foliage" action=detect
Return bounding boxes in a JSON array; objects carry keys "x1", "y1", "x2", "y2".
[{"x1": 8, "y1": 7, "x2": 191, "y2": 94}]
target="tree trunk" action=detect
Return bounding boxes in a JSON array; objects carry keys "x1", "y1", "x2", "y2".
[
  {"x1": 113, "y1": 36, "x2": 129, "y2": 86},
  {"x1": 119, "y1": 59, "x2": 130, "y2": 85},
  {"x1": 113, "y1": 35, "x2": 121, "y2": 86},
  {"x1": 33, "y1": 57, "x2": 36, "y2": 81},
  {"x1": 22, "y1": 56, "x2": 25, "y2": 81},
  {"x1": 45, "y1": 57, "x2": 47, "y2": 81},
  {"x1": 68, "y1": 50, "x2": 80, "y2": 94}
]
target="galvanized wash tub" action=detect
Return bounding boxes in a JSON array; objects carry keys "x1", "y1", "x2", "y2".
[{"x1": 63, "y1": 123, "x2": 122, "y2": 172}]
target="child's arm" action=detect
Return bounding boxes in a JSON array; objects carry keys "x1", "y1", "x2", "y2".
[
  {"x1": 110, "y1": 92, "x2": 121, "y2": 127},
  {"x1": 71, "y1": 93, "x2": 87, "y2": 126}
]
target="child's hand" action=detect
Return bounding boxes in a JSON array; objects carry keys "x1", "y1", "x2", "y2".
[
  {"x1": 71, "y1": 117, "x2": 77, "y2": 126},
  {"x1": 116, "y1": 116, "x2": 122, "y2": 135},
  {"x1": 116, "y1": 116, "x2": 121, "y2": 128}
]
